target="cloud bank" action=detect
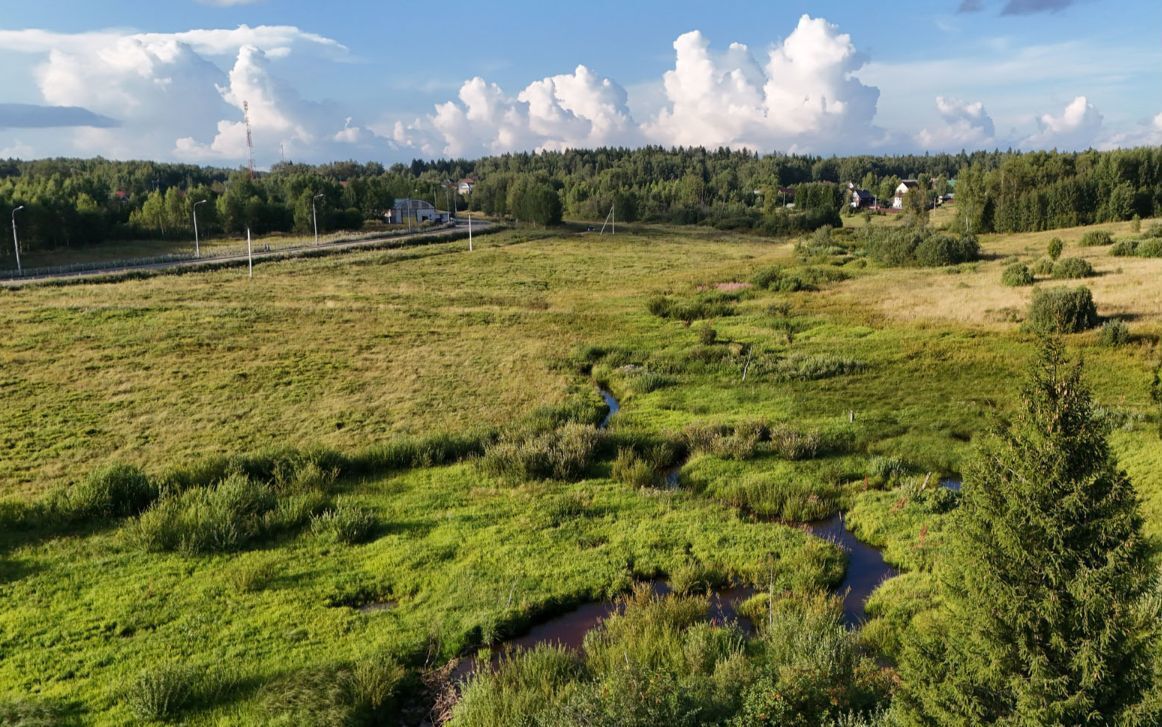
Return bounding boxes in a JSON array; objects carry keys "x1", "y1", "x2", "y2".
[{"x1": 0, "y1": 15, "x2": 1150, "y2": 162}]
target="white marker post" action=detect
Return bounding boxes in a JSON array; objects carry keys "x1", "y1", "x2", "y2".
[
  {"x1": 247, "y1": 227, "x2": 253, "y2": 278},
  {"x1": 468, "y1": 212, "x2": 473, "y2": 252}
]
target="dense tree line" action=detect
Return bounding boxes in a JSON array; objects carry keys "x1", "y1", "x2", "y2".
[{"x1": 5, "y1": 145, "x2": 1162, "y2": 261}]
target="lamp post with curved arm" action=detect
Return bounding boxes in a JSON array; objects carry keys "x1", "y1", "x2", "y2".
[
  {"x1": 193, "y1": 200, "x2": 207, "y2": 258},
  {"x1": 11, "y1": 205, "x2": 25, "y2": 275}
]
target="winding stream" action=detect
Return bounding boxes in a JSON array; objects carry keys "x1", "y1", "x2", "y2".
[{"x1": 454, "y1": 388, "x2": 895, "y2": 677}]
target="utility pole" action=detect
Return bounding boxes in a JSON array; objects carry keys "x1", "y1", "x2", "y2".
[
  {"x1": 10, "y1": 205, "x2": 24, "y2": 275},
  {"x1": 193, "y1": 200, "x2": 207, "y2": 258},
  {"x1": 246, "y1": 227, "x2": 253, "y2": 278},
  {"x1": 312, "y1": 193, "x2": 324, "y2": 245},
  {"x1": 468, "y1": 211, "x2": 473, "y2": 252}
]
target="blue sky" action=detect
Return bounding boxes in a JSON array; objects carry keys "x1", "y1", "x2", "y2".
[{"x1": 0, "y1": 0, "x2": 1159, "y2": 163}]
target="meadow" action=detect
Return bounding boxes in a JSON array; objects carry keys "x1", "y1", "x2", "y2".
[{"x1": 1, "y1": 217, "x2": 1160, "y2": 723}]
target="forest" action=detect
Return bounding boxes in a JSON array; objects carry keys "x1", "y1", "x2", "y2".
[{"x1": 4, "y1": 145, "x2": 1162, "y2": 263}]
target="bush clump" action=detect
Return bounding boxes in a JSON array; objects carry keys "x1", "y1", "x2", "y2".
[
  {"x1": 481, "y1": 423, "x2": 601, "y2": 482},
  {"x1": 682, "y1": 420, "x2": 766, "y2": 461},
  {"x1": 1098, "y1": 320, "x2": 1131, "y2": 347},
  {"x1": 1137, "y1": 239, "x2": 1162, "y2": 257},
  {"x1": 1051, "y1": 257, "x2": 1095, "y2": 279},
  {"x1": 311, "y1": 503, "x2": 379, "y2": 545},
  {"x1": 1110, "y1": 239, "x2": 1139, "y2": 257},
  {"x1": 864, "y1": 228, "x2": 979, "y2": 267},
  {"x1": 65, "y1": 463, "x2": 156, "y2": 519},
  {"x1": 1027, "y1": 287, "x2": 1099, "y2": 334},
  {"x1": 647, "y1": 294, "x2": 736, "y2": 323},
  {"x1": 1079, "y1": 230, "x2": 1114, "y2": 247},
  {"x1": 1030, "y1": 257, "x2": 1055, "y2": 276},
  {"x1": 1047, "y1": 237, "x2": 1064, "y2": 260},
  {"x1": 1001, "y1": 263, "x2": 1034, "y2": 287}
]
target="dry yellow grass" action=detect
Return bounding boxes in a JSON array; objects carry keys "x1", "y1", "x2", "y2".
[{"x1": 826, "y1": 219, "x2": 1162, "y2": 330}]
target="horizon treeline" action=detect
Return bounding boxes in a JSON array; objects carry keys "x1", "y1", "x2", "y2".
[{"x1": 2, "y1": 144, "x2": 1162, "y2": 257}]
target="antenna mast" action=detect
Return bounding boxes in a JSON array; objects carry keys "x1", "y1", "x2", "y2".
[{"x1": 243, "y1": 100, "x2": 255, "y2": 179}]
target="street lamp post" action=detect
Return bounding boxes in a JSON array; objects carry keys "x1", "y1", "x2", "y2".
[
  {"x1": 193, "y1": 200, "x2": 207, "y2": 258},
  {"x1": 312, "y1": 193, "x2": 325, "y2": 245},
  {"x1": 11, "y1": 205, "x2": 24, "y2": 275}
]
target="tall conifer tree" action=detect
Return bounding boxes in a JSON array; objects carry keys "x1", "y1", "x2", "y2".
[{"x1": 898, "y1": 338, "x2": 1157, "y2": 725}]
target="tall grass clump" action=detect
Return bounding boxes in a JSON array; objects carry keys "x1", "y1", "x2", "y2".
[
  {"x1": 772, "y1": 353, "x2": 865, "y2": 382},
  {"x1": 682, "y1": 420, "x2": 766, "y2": 460},
  {"x1": 735, "y1": 592, "x2": 891, "y2": 725},
  {"x1": 1001, "y1": 263, "x2": 1034, "y2": 287},
  {"x1": 124, "y1": 664, "x2": 199, "y2": 722},
  {"x1": 64, "y1": 463, "x2": 156, "y2": 519},
  {"x1": 1051, "y1": 257, "x2": 1095, "y2": 279},
  {"x1": 647, "y1": 294, "x2": 736, "y2": 323},
  {"x1": 259, "y1": 656, "x2": 406, "y2": 726},
  {"x1": 0, "y1": 699, "x2": 77, "y2": 727},
  {"x1": 1079, "y1": 230, "x2": 1114, "y2": 247},
  {"x1": 1027, "y1": 287, "x2": 1099, "y2": 334},
  {"x1": 1099, "y1": 320, "x2": 1131, "y2": 347},
  {"x1": 129, "y1": 474, "x2": 302, "y2": 554},
  {"x1": 610, "y1": 448, "x2": 659, "y2": 488},
  {"x1": 311, "y1": 503, "x2": 378, "y2": 545},
  {"x1": 481, "y1": 422, "x2": 601, "y2": 482},
  {"x1": 450, "y1": 646, "x2": 581, "y2": 727},
  {"x1": 715, "y1": 474, "x2": 839, "y2": 521},
  {"x1": 768, "y1": 425, "x2": 824, "y2": 461}
]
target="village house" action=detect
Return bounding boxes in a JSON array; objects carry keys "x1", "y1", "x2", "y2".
[
  {"x1": 892, "y1": 180, "x2": 919, "y2": 209},
  {"x1": 387, "y1": 198, "x2": 439, "y2": 225}
]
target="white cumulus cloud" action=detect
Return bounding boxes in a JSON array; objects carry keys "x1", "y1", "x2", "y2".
[
  {"x1": 642, "y1": 16, "x2": 882, "y2": 152},
  {"x1": 916, "y1": 96, "x2": 996, "y2": 150},
  {"x1": 1022, "y1": 95, "x2": 1103, "y2": 149},
  {"x1": 391, "y1": 65, "x2": 637, "y2": 158}
]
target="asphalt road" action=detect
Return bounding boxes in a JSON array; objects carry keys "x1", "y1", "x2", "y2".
[{"x1": 0, "y1": 218, "x2": 491, "y2": 287}]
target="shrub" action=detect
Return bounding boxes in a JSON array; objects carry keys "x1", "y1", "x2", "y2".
[
  {"x1": 1110, "y1": 239, "x2": 1139, "y2": 257},
  {"x1": 1001, "y1": 263, "x2": 1034, "y2": 287},
  {"x1": 697, "y1": 324, "x2": 718, "y2": 346},
  {"x1": 1131, "y1": 214, "x2": 1142, "y2": 233},
  {"x1": 1051, "y1": 257, "x2": 1094, "y2": 279},
  {"x1": 65, "y1": 463, "x2": 155, "y2": 518},
  {"x1": 1028, "y1": 287, "x2": 1099, "y2": 334},
  {"x1": 1047, "y1": 237, "x2": 1064, "y2": 260},
  {"x1": 647, "y1": 294, "x2": 735, "y2": 323},
  {"x1": 481, "y1": 422, "x2": 601, "y2": 482},
  {"x1": 914, "y1": 234, "x2": 980, "y2": 267},
  {"x1": 311, "y1": 503, "x2": 378, "y2": 545},
  {"x1": 129, "y1": 474, "x2": 279, "y2": 554},
  {"x1": 1079, "y1": 230, "x2": 1114, "y2": 247},
  {"x1": 125, "y1": 664, "x2": 198, "y2": 721},
  {"x1": 1145, "y1": 222, "x2": 1162, "y2": 238},
  {"x1": 1030, "y1": 257, "x2": 1054, "y2": 276},
  {"x1": 1137, "y1": 239, "x2": 1162, "y2": 258},
  {"x1": 1099, "y1": 320, "x2": 1131, "y2": 347}
]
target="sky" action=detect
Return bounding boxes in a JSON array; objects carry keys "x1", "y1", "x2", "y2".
[{"x1": 0, "y1": 0, "x2": 1160, "y2": 165}]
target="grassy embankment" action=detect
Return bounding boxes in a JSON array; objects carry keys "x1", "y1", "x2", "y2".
[{"x1": 1, "y1": 219, "x2": 1160, "y2": 723}]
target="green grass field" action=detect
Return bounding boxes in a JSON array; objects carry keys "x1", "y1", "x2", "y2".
[{"x1": 2, "y1": 222, "x2": 1160, "y2": 723}]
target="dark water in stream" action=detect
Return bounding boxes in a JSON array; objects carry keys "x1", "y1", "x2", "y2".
[{"x1": 451, "y1": 388, "x2": 896, "y2": 679}]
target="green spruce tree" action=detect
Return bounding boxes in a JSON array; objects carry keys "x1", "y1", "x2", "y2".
[{"x1": 898, "y1": 338, "x2": 1158, "y2": 725}]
